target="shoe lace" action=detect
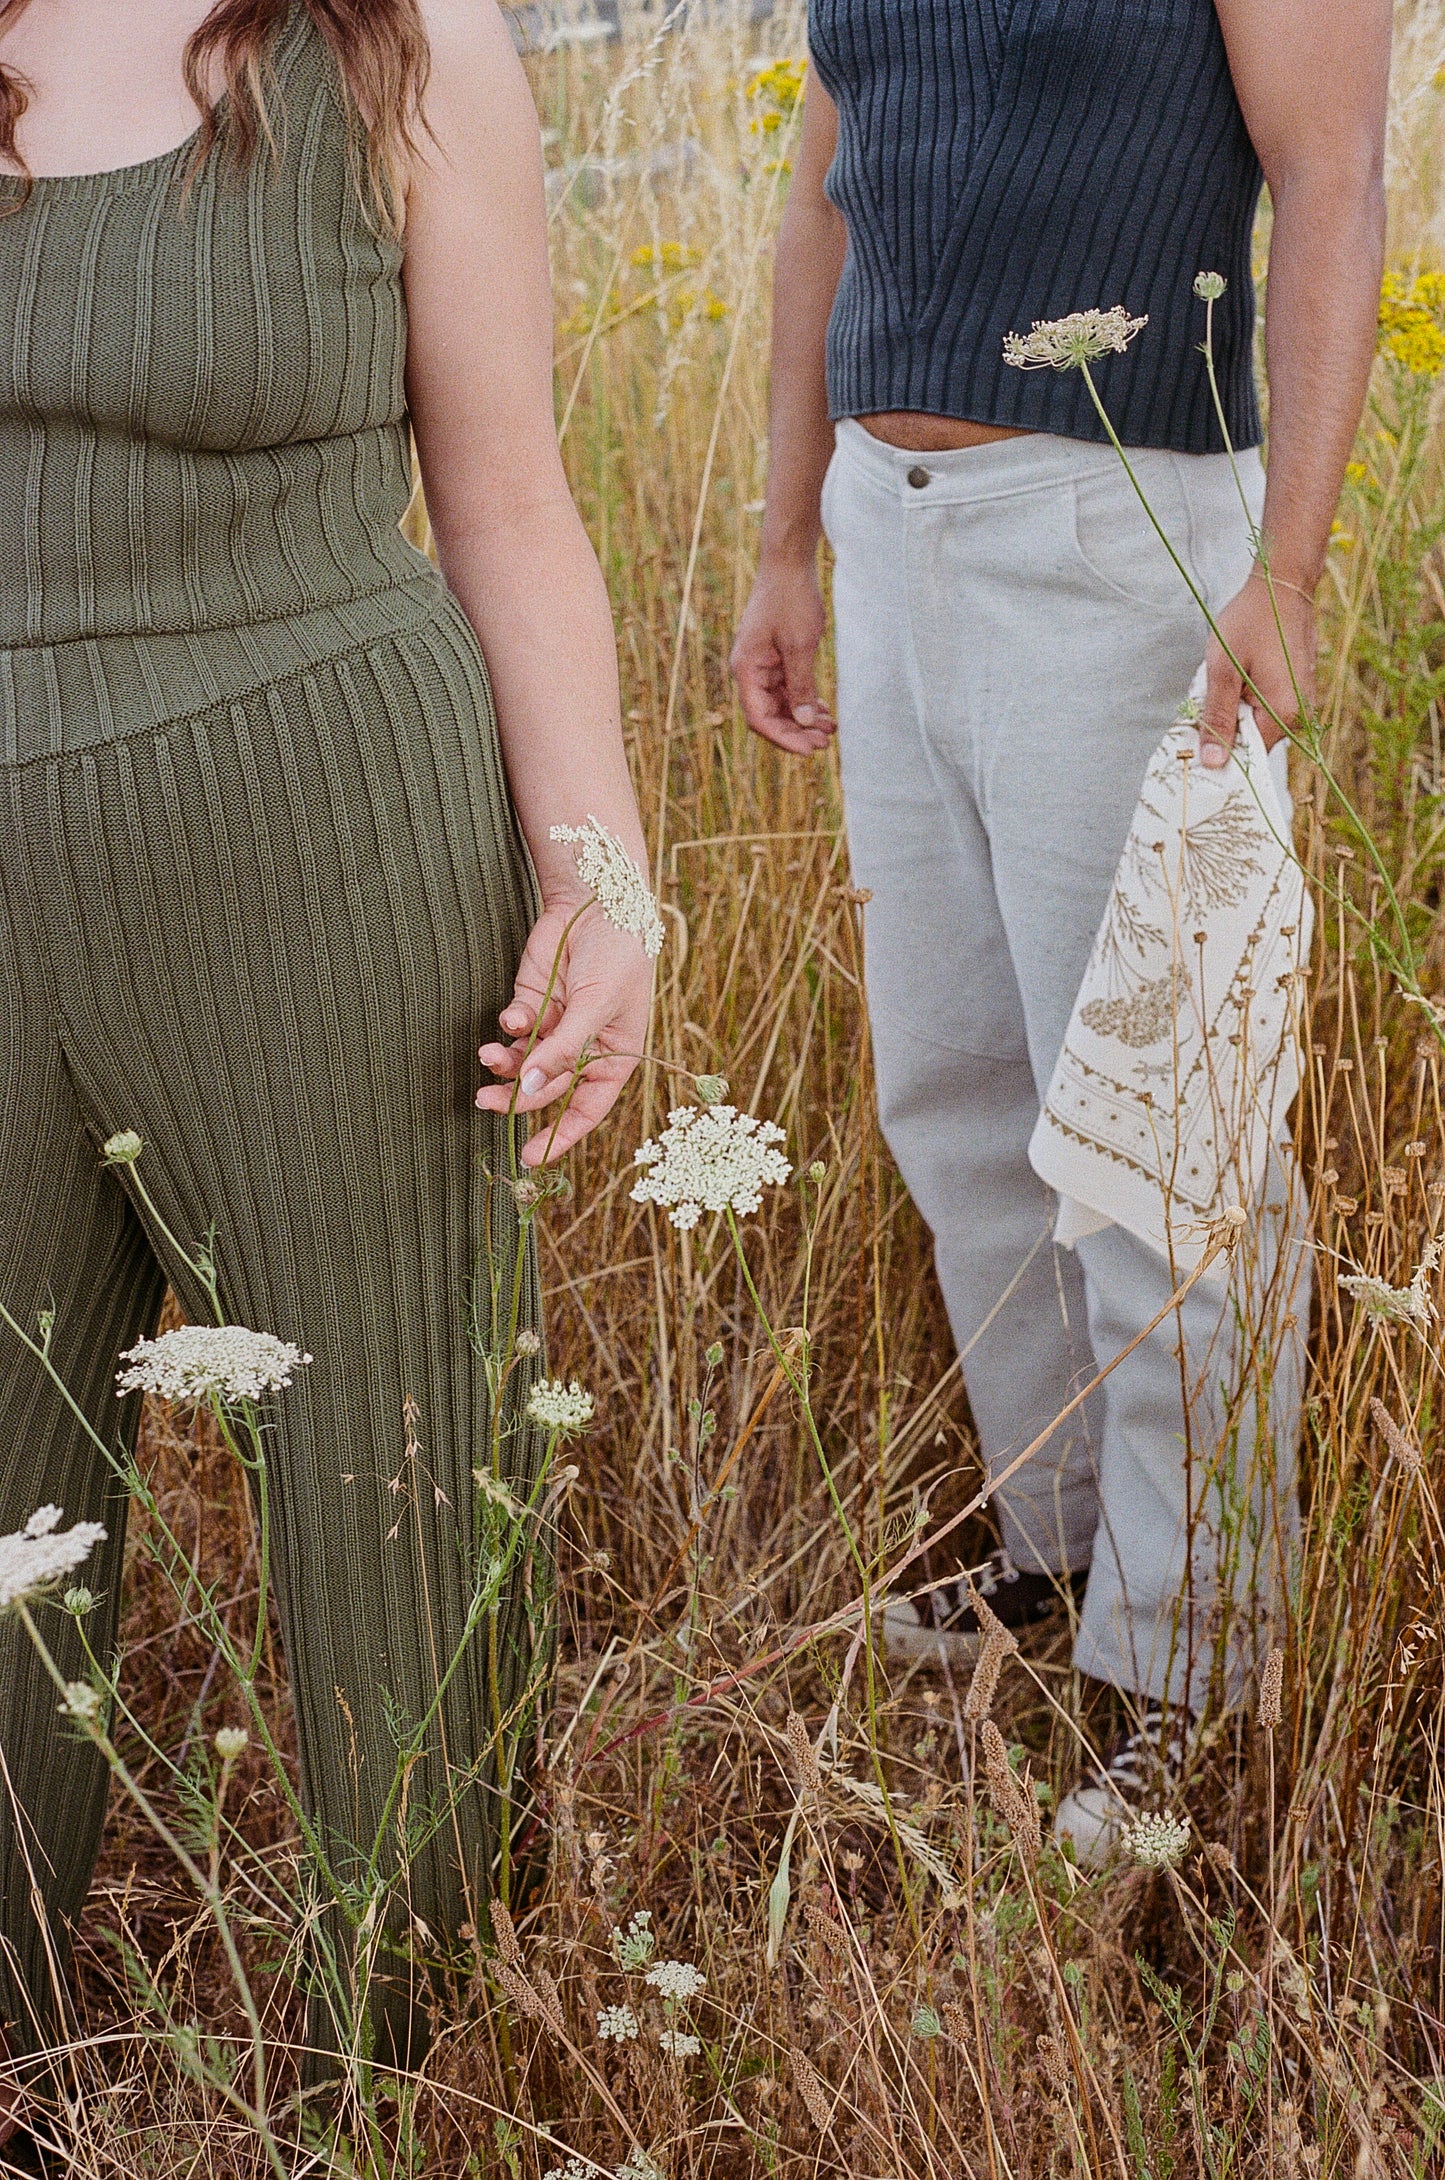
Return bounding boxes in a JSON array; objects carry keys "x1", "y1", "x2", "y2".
[
  {"x1": 1097, "y1": 1704, "x2": 1189, "y2": 1794},
  {"x1": 970, "y1": 1549, "x2": 1020, "y2": 1597}
]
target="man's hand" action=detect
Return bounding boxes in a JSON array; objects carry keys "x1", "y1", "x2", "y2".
[
  {"x1": 729, "y1": 558, "x2": 836, "y2": 754},
  {"x1": 1199, "y1": 567, "x2": 1316, "y2": 766}
]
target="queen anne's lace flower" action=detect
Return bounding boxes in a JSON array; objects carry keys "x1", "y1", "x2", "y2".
[
  {"x1": 117, "y1": 1326, "x2": 312, "y2": 1406},
  {"x1": 550, "y1": 817, "x2": 665, "y2": 958},
  {"x1": 1123, "y1": 1811, "x2": 1191, "y2": 1869},
  {"x1": 525, "y1": 1379, "x2": 596, "y2": 1435},
  {"x1": 1341, "y1": 1239, "x2": 1440, "y2": 1334},
  {"x1": 1003, "y1": 306, "x2": 1148, "y2": 372},
  {"x1": 644, "y1": 1959, "x2": 706, "y2": 2001},
  {"x1": 597, "y1": 2004, "x2": 639, "y2": 2042},
  {"x1": 657, "y1": 2029, "x2": 701, "y2": 2058},
  {"x1": 214, "y1": 1727, "x2": 249, "y2": 1762},
  {"x1": 631, "y1": 1105, "x2": 791, "y2": 1230},
  {"x1": 0, "y1": 1507, "x2": 107, "y2": 1612}
]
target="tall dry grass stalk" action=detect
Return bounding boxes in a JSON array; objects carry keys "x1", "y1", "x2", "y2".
[{"x1": 11, "y1": 2, "x2": 1445, "y2": 2173}]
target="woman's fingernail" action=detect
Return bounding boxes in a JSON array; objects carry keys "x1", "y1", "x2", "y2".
[
  {"x1": 792, "y1": 703, "x2": 816, "y2": 726},
  {"x1": 521, "y1": 1068, "x2": 546, "y2": 1095}
]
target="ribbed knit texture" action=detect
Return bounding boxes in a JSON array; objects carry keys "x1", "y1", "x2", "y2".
[
  {"x1": 0, "y1": 7, "x2": 544, "y2": 2074},
  {"x1": 809, "y1": 0, "x2": 1265, "y2": 453}
]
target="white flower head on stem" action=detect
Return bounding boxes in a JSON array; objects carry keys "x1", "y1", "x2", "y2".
[
  {"x1": 525, "y1": 1379, "x2": 595, "y2": 1436},
  {"x1": 0, "y1": 1507, "x2": 107, "y2": 1612},
  {"x1": 597, "y1": 2004, "x2": 639, "y2": 2042},
  {"x1": 214, "y1": 1726, "x2": 249, "y2": 1762},
  {"x1": 102, "y1": 1130, "x2": 143, "y2": 1166},
  {"x1": 658, "y1": 2028, "x2": 701, "y2": 2058},
  {"x1": 644, "y1": 1959, "x2": 706, "y2": 2001},
  {"x1": 1003, "y1": 306, "x2": 1148, "y2": 372},
  {"x1": 1123, "y1": 1811, "x2": 1191, "y2": 1869},
  {"x1": 1341, "y1": 1239, "x2": 1440, "y2": 1334},
  {"x1": 59, "y1": 1680, "x2": 104, "y2": 1723},
  {"x1": 612, "y1": 1908, "x2": 655, "y2": 1970},
  {"x1": 117, "y1": 1326, "x2": 312, "y2": 1407},
  {"x1": 1194, "y1": 270, "x2": 1227, "y2": 301},
  {"x1": 550, "y1": 816, "x2": 665, "y2": 958},
  {"x1": 631, "y1": 1105, "x2": 791, "y2": 1230}
]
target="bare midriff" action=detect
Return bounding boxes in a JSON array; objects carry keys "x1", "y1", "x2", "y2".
[{"x1": 856, "y1": 412, "x2": 1034, "y2": 452}]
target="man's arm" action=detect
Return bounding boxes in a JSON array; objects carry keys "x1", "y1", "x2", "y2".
[
  {"x1": 729, "y1": 73, "x2": 848, "y2": 754},
  {"x1": 1199, "y1": 0, "x2": 1391, "y2": 764}
]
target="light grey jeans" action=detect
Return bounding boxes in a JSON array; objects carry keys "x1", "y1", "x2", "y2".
[{"x1": 823, "y1": 419, "x2": 1309, "y2": 1707}]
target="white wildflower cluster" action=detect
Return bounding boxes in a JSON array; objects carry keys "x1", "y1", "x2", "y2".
[
  {"x1": 550, "y1": 817, "x2": 665, "y2": 958},
  {"x1": 611, "y1": 1909, "x2": 655, "y2": 1971},
  {"x1": 616, "y1": 2156, "x2": 664, "y2": 2180},
  {"x1": 597, "y1": 2004, "x2": 639, "y2": 2043},
  {"x1": 1341, "y1": 1240, "x2": 1440, "y2": 1334},
  {"x1": 1123, "y1": 1811, "x2": 1191, "y2": 1870},
  {"x1": 544, "y1": 2158, "x2": 662, "y2": 2180},
  {"x1": 59, "y1": 1680, "x2": 104, "y2": 1723},
  {"x1": 644, "y1": 1959, "x2": 706, "y2": 2002},
  {"x1": 631, "y1": 1105, "x2": 791, "y2": 1230},
  {"x1": 657, "y1": 2029, "x2": 701, "y2": 2059},
  {"x1": 214, "y1": 1727, "x2": 250, "y2": 1762},
  {"x1": 117, "y1": 1326, "x2": 311, "y2": 1406},
  {"x1": 1003, "y1": 306, "x2": 1148, "y2": 372},
  {"x1": 525, "y1": 1378, "x2": 596, "y2": 1436},
  {"x1": 0, "y1": 1506, "x2": 107, "y2": 1612}
]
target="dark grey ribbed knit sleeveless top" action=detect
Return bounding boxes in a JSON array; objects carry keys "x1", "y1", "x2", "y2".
[{"x1": 809, "y1": 0, "x2": 1264, "y2": 453}]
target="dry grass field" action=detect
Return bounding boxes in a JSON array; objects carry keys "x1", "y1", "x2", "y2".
[{"x1": 13, "y1": 2, "x2": 1445, "y2": 2173}]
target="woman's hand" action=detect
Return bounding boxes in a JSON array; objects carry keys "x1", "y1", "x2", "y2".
[
  {"x1": 477, "y1": 900, "x2": 654, "y2": 1166},
  {"x1": 730, "y1": 558, "x2": 836, "y2": 755}
]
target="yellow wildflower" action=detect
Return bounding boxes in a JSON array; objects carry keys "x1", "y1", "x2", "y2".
[{"x1": 1377, "y1": 268, "x2": 1445, "y2": 377}]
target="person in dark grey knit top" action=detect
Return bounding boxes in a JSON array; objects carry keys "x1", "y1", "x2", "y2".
[{"x1": 733, "y1": 0, "x2": 1391, "y2": 1862}]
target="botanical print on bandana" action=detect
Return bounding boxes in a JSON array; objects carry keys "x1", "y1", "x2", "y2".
[{"x1": 1029, "y1": 667, "x2": 1313, "y2": 1276}]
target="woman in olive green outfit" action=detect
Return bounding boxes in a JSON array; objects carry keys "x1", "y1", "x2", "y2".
[{"x1": 0, "y1": 0, "x2": 651, "y2": 2090}]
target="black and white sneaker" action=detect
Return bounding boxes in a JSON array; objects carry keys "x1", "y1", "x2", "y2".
[
  {"x1": 1053, "y1": 1702, "x2": 1190, "y2": 1869},
  {"x1": 881, "y1": 1550, "x2": 1087, "y2": 1666}
]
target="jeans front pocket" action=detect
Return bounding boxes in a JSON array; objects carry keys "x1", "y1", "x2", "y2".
[{"x1": 1069, "y1": 453, "x2": 1198, "y2": 613}]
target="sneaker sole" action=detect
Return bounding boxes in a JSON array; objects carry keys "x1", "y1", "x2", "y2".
[{"x1": 878, "y1": 1601, "x2": 986, "y2": 1667}]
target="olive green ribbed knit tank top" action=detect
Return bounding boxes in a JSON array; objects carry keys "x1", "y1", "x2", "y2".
[{"x1": 0, "y1": 4, "x2": 446, "y2": 761}]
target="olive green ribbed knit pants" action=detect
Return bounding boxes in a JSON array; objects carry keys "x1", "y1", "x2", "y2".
[{"x1": 0, "y1": 601, "x2": 545, "y2": 2075}]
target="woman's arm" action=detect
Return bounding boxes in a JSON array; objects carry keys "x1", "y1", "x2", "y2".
[
  {"x1": 1199, "y1": 0, "x2": 1391, "y2": 763},
  {"x1": 729, "y1": 72, "x2": 847, "y2": 754},
  {"x1": 404, "y1": 0, "x2": 652, "y2": 1163}
]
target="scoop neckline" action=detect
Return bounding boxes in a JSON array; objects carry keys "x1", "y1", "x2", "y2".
[{"x1": 0, "y1": 121, "x2": 205, "y2": 196}]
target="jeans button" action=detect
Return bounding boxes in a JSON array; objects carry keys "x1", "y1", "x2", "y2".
[{"x1": 907, "y1": 465, "x2": 932, "y2": 489}]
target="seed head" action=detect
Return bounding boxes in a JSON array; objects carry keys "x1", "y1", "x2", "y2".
[
  {"x1": 102, "y1": 1130, "x2": 143, "y2": 1165},
  {"x1": 1003, "y1": 305, "x2": 1148, "y2": 372},
  {"x1": 525, "y1": 1378, "x2": 595, "y2": 1436},
  {"x1": 962, "y1": 1594, "x2": 1018, "y2": 1721},
  {"x1": 1369, "y1": 1396, "x2": 1424, "y2": 1474},
  {"x1": 214, "y1": 1726, "x2": 250, "y2": 1762},
  {"x1": 514, "y1": 1327, "x2": 542, "y2": 1357},
  {"x1": 59, "y1": 1681, "x2": 104, "y2": 1724},
  {"x1": 693, "y1": 1073, "x2": 729, "y2": 1105},
  {"x1": 785, "y1": 1711, "x2": 823, "y2": 1794},
  {"x1": 117, "y1": 1326, "x2": 311, "y2": 1406},
  {"x1": 1122, "y1": 1811, "x2": 1191, "y2": 1869},
  {"x1": 550, "y1": 817, "x2": 665, "y2": 957},
  {"x1": 1194, "y1": 270, "x2": 1227, "y2": 301},
  {"x1": 1, "y1": 1507, "x2": 108, "y2": 1612},
  {"x1": 980, "y1": 1718, "x2": 1040, "y2": 1860},
  {"x1": 597, "y1": 2003, "x2": 639, "y2": 2042},
  {"x1": 1258, "y1": 1648, "x2": 1284, "y2": 1732},
  {"x1": 631, "y1": 1104, "x2": 791, "y2": 1229}
]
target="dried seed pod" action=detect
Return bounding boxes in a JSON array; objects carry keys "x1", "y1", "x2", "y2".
[
  {"x1": 980, "y1": 1718, "x2": 1041, "y2": 1860},
  {"x1": 490, "y1": 1896, "x2": 523, "y2": 1969},
  {"x1": 785, "y1": 1711, "x2": 823, "y2": 1794},
  {"x1": 790, "y1": 2047, "x2": 833, "y2": 2131},
  {"x1": 1370, "y1": 1396, "x2": 1423, "y2": 1475},
  {"x1": 1258, "y1": 1646, "x2": 1284, "y2": 1732},
  {"x1": 962, "y1": 1596, "x2": 1018, "y2": 1721}
]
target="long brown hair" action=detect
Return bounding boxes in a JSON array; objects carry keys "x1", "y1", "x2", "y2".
[{"x1": 0, "y1": 0, "x2": 430, "y2": 225}]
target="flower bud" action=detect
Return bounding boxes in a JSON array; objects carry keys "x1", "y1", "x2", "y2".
[
  {"x1": 514, "y1": 1327, "x2": 542, "y2": 1357},
  {"x1": 807, "y1": 1160, "x2": 827, "y2": 1185},
  {"x1": 693, "y1": 1074, "x2": 729, "y2": 1105},
  {"x1": 63, "y1": 1587, "x2": 96, "y2": 1616},
  {"x1": 102, "y1": 1130, "x2": 144, "y2": 1165},
  {"x1": 214, "y1": 1726, "x2": 249, "y2": 1762},
  {"x1": 1194, "y1": 270, "x2": 1227, "y2": 300}
]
